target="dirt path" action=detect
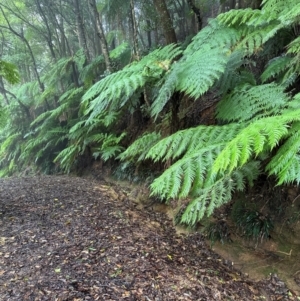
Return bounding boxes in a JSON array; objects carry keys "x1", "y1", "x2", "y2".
[{"x1": 0, "y1": 176, "x2": 298, "y2": 300}]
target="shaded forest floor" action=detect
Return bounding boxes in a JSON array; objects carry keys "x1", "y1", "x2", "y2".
[{"x1": 0, "y1": 176, "x2": 299, "y2": 300}]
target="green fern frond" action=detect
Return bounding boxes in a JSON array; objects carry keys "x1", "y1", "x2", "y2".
[
  {"x1": 118, "y1": 132, "x2": 161, "y2": 162},
  {"x1": 261, "y1": 56, "x2": 293, "y2": 83},
  {"x1": 180, "y1": 161, "x2": 260, "y2": 225},
  {"x1": 0, "y1": 133, "x2": 21, "y2": 153},
  {"x1": 148, "y1": 123, "x2": 247, "y2": 201},
  {"x1": 150, "y1": 67, "x2": 178, "y2": 118},
  {"x1": 92, "y1": 133, "x2": 126, "y2": 161},
  {"x1": 146, "y1": 124, "x2": 243, "y2": 163},
  {"x1": 54, "y1": 145, "x2": 81, "y2": 173},
  {"x1": 151, "y1": 20, "x2": 241, "y2": 119},
  {"x1": 216, "y1": 50, "x2": 256, "y2": 94},
  {"x1": 187, "y1": 19, "x2": 241, "y2": 51},
  {"x1": 59, "y1": 87, "x2": 84, "y2": 104},
  {"x1": 213, "y1": 111, "x2": 300, "y2": 174},
  {"x1": 278, "y1": 3, "x2": 300, "y2": 25},
  {"x1": 0, "y1": 60, "x2": 20, "y2": 84},
  {"x1": 236, "y1": 22, "x2": 282, "y2": 54},
  {"x1": 109, "y1": 42, "x2": 130, "y2": 59},
  {"x1": 73, "y1": 48, "x2": 86, "y2": 71},
  {"x1": 218, "y1": 8, "x2": 262, "y2": 27},
  {"x1": 262, "y1": 0, "x2": 297, "y2": 16},
  {"x1": 266, "y1": 122, "x2": 300, "y2": 184},
  {"x1": 177, "y1": 46, "x2": 228, "y2": 99},
  {"x1": 80, "y1": 55, "x2": 105, "y2": 86},
  {"x1": 217, "y1": 83, "x2": 289, "y2": 122},
  {"x1": 149, "y1": 146, "x2": 222, "y2": 200},
  {"x1": 83, "y1": 44, "x2": 182, "y2": 119},
  {"x1": 42, "y1": 56, "x2": 73, "y2": 86}
]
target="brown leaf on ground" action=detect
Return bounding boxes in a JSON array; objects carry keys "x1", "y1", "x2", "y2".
[{"x1": 0, "y1": 176, "x2": 298, "y2": 300}]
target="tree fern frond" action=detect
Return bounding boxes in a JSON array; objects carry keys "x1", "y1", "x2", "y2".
[
  {"x1": 181, "y1": 175, "x2": 235, "y2": 224},
  {"x1": 92, "y1": 133, "x2": 126, "y2": 161},
  {"x1": 0, "y1": 133, "x2": 21, "y2": 153},
  {"x1": 0, "y1": 60, "x2": 20, "y2": 84},
  {"x1": 146, "y1": 124, "x2": 243, "y2": 163},
  {"x1": 42, "y1": 56, "x2": 73, "y2": 86},
  {"x1": 285, "y1": 93, "x2": 300, "y2": 111},
  {"x1": 218, "y1": 8, "x2": 262, "y2": 27},
  {"x1": 266, "y1": 122, "x2": 300, "y2": 184},
  {"x1": 262, "y1": 0, "x2": 297, "y2": 16},
  {"x1": 30, "y1": 111, "x2": 52, "y2": 127},
  {"x1": 54, "y1": 145, "x2": 81, "y2": 173},
  {"x1": 109, "y1": 42, "x2": 130, "y2": 59},
  {"x1": 261, "y1": 56, "x2": 293, "y2": 83},
  {"x1": 151, "y1": 21, "x2": 242, "y2": 119},
  {"x1": 82, "y1": 44, "x2": 182, "y2": 116},
  {"x1": 150, "y1": 144, "x2": 225, "y2": 200},
  {"x1": 217, "y1": 83, "x2": 289, "y2": 122},
  {"x1": 236, "y1": 22, "x2": 283, "y2": 54},
  {"x1": 150, "y1": 66, "x2": 178, "y2": 119},
  {"x1": 213, "y1": 111, "x2": 300, "y2": 174},
  {"x1": 59, "y1": 87, "x2": 84, "y2": 104},
  {"x1": 278, "y1": 3, "x2": 300, "y2": 25},
  {"x1": 118, "y1": 132, "x2": 161, "y2": 162},
  {"x1": 216, "y1": 50, "x2": 256, "y2": 95},
  {"x1": 177, "y1": 46, "x2": 228, "y2": 99},
  {"x1": 180, "y1": 161, "x2": 260, "y2": 225},
  {"x1": 187, "y1": 19, "x2": 241, "y2": 52}
]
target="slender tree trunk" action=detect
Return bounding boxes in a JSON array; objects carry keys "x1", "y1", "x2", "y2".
[
  {"x1": 35, "y1": 0, "x2": 56, "y2": 60},
  {"x1": 152, "y1": 0, "x2": 177, "y2": 44},
  {"x1": 89, "y1": 0, "x2": 112, "y2": 72},
  {"x1": 186, "y1": 0, "x2": 202, "y2": 31},
  {"x1": 146, "y1": 19, "x2": 152, "y2": 48},
  {"x1": 0, "y1": 76, "x2": 9, "y2": 105},
  {"x1": 130, "y1": 0, "x2": 140, "y2": 60},
  {"x1": 74, "y1": 0, "x2": 90, "y2": 63}
]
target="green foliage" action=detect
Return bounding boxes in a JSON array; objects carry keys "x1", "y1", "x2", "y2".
[
  {"x1": 54, "y1": 111, "x2": 126, "y2": 173},
  {"x1": 216, "y1": 83, "x2": 289, "y2": 122},
  {"x1": 233, "y1": 205, "x2": 274, "y2": 242},
  {"x1": 118, "y1": 132, "x2": 161, "y2": 162},
  {"x1": 151, "y1": 19, "x2": 239, "y2": 118},
  {"x1": 0, "y1": 60, "x2": 19, "y2": 84},
  {"x1": 83, "y1": 44, "x2": 182, "y2": 120},
  {"x1": 205, "y1": 220, "x2": 231, "y2": 245}
]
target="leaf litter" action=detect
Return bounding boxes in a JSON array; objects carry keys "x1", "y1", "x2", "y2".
[{"x1": 0, "y1": 175, "x2": 298, "y2": 300}]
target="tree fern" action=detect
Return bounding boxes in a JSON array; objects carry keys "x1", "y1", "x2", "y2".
[
  {"x1": 213, "y1": 110, "x2": 300, "y2": 174},
  {"x1": 266, "y1": 121, "x2": 300, "y2": 184},
  {"x1": 150, "y1": 19, "x2": 239, "y2": 119},
  {"x1": 82, "y1": 44, "x2": 182, "y2": 120},
  {"x1": 118, "y1": 132, "x2": 161, "y2": 162},
  {"x1": 146, "y1": 124, "x2": 243, "y2": 163},
  {"x1": 215, "y1": 50, "x2": 256, "y2": 95},
  {"x1": 180, "y1": 162, "x2": 260, "y2": 225},
  {"x1": 216, "y1": 83, "x2": 289, "y2": 122},
  {"x1": 261, "y1": 56, "x2": 293, "y2": 84}
]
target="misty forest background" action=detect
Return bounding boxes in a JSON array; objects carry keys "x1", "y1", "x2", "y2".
[{"x1": 1, "y1": 0, "x2": 300, "y2": 228}]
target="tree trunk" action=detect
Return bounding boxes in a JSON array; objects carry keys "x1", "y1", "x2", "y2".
[
  {"x1": 186, "y1": 0, "x2": 202, "y2": 31},
  {"x1": 152, "y1": 0, "x2": 177, "y2": 44},
  {"x1": 130, "y1": 0, "x2": 140, "y2": 60},
  {"x1": 74, "y1": 0, "x2": 90, "y2": 63},
  {"x1": 89, "y1": 0, "x2": 112, "y2": 73}
]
